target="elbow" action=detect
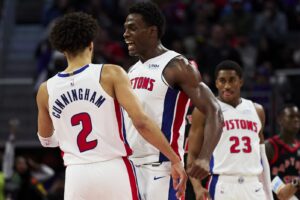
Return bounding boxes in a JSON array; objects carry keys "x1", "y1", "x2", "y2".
[
  {"x1": 132, "y1": 114, "x2": 149, "y2": 133},
  {"x1": 208, "y1": 100, "x2": 223, "y2": 121}
]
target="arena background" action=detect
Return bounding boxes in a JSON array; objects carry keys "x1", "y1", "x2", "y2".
[{"x1": 0, "y1": 0, "x2": 299, "y2": 198}]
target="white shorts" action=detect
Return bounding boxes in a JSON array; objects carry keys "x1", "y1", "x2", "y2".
[
  {"x1": 134, "y1": 162, "x2": 181, "y2": 200},
  {"x1": 208, "y1": 175, "x2": 266, "y2": 200},
  {"x1": 64, "y1": 157, "x2": 141, "y2": 200}
]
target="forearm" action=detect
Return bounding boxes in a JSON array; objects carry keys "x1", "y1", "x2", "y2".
[
  {"x1": 133, "y1": 116, "x2": 180, "y2": 164},
  {"x1": 187, "y1": 152, "x2": 204, "y2": 191},
  {"x1": 198, "y1": 105, "x2": 223, "y2": 160}
]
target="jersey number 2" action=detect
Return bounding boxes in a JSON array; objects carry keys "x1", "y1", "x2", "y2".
[
  {"x1": 71, "y1": 113, "x2": 98, "y2": 152},
  {"x1": 229, "y1": 136, "x2": 251, "y2": 153}
]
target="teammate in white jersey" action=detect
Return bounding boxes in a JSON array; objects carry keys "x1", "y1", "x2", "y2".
[
  {"x1": 36, "y1": 12, "x2": 187, "y2": 200},
  {"x1": 123, "y1": 2, "x2": 223, "y2": 199},
  {"x1": 187, "y1": 60, "x2": 273, "y2": 200}
]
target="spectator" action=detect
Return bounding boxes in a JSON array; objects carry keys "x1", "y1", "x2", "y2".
[
  {"x1": 197, "y1": 24, "x2": 242, "y2": 90},
  {"x1": 221, "y1": 0, "x2": 254, "y2": 37},
  {"x1": 254, "y1": 0, "x2": 288, "y2": 69},
  {"x1": 265, "y1": 104, "x2": 300, "y2": 199}
]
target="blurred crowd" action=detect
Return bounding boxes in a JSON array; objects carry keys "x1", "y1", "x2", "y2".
[
  {"x1": 35, "y1": 0, "x2": 300, "y2": 88},
  {"x1": 33, "y1": 0, "x2": 300, "y2": 138},
  {"x1": 0, "y1": 119, "x2": 64, "y2": 200}
]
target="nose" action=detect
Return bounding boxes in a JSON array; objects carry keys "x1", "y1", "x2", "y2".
[
  {"x1": 224, "y1": 82, "x2": 231, "y2": 89},
  {"x1": 123, "y1": 29, "x2": 129, "y2": 39},
  {"x1": 294, "y1": 116, "x2": 300, "y2": 123}
]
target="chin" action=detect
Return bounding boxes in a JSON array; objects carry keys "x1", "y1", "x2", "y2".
[
  {"x1": 128, "y1": 50, "x2": 138, "y2": 57},
  {"x1": 221, "y1": 97, "x2": 234, "y2": 104}
]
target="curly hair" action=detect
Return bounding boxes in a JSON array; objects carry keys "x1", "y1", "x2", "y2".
[
  {"x1": 49, "y1": 12, "x2": 99, "y2": 55},
  {"x1": 129, "y1": 2, "x2": 166, "y2": 39}
]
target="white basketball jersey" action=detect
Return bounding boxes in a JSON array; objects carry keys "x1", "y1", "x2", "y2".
[
  {"x1": 124, "y1": 50, "x2": 190, "y2": 165},
  {"x1": 47, "y1": 64, "x2": 132, "y2": 166},
  {"x1": 211, "y1": 98, "x2": 263, "y2": 175}
]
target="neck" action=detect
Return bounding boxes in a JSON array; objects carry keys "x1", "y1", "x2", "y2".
[
  {"x1": 65, "y1": 52, "x2": 92, "y2": 72},
  {"x1": 219, "y1": 97, "x2": 241, "y2": 108},
  {"x1": 139, "y1": 42, "x2": 167, "y2": 62}
]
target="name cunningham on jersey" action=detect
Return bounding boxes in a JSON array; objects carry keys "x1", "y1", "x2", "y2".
[{"x1": 51, "y1": 88, "x2": 106, "y2": 118}]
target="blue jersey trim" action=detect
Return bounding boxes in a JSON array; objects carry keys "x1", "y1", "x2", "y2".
[
  {"x1": 159, "y1": 88, "x2": 179, "y2": 162},
  {"x1": 168, "y1": 177, "x2": 177, "y2": 200},
  {"x1": 210, "y1": 155, "x2": 214, "y2": 173},
  {"x1": 209, "y1": 174, "x2": 219, "y2": 200},
  {"x1": 57, "y1": 64, "x2": 89, "y2": 77}
]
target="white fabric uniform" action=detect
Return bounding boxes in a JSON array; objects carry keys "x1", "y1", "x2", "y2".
[
  {"x1": 208, "y1": 98, "x2": 265, "y2": 200},
  {"x1": 47, "y1": 64, "x2": 140, "y2": 200},
  {"x1": 124, "y1": 50, "x2": 189, "y2": 200}
]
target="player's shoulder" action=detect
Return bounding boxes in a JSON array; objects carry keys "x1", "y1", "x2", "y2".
[
  {"x1": 102, "y1": 64, "x2": 127, "y2": 76},
  {"x1": 36, "y1": 81, "x2": 49, "y2": 102},
  {"x1": 38, "y1": 81, "x2": 48, "y2": 94},
  {"x1": 253, "y1": 102, "x2": 264, "y2": 112},
  {"x1": 242, "y1": 98, "x2": 263, "y2": 110}
]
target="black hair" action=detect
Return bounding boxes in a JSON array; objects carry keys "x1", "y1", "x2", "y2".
[
  {"x1": 129, "y1": 1, "x2": 166, "y2": 39},
  {"x1": 277, "y1": 103, "x2": 298, "y2": 117},
  {"x1": 215, "y1": 60, "x2": 243, "y2": 78},
  {"x1": 49, "y1": 12, "x2": 99, "y2": 56}
]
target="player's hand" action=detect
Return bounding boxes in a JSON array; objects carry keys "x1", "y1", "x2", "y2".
[
  {"x1": 186, "y1": 158, "x2": 210, "y2": 180},
  {"x1": 171, "y1": 161, "x2": 187, "y2": 199},
  {"x1": 195, "y1": 186, "x2": 210, "y2": 200}
]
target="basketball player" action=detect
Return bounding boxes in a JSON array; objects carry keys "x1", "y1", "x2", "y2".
[
  {"x1": 36, "y1": 12, "x2": 187, "y2": 200},
  {"x1": 265, "y1": 104, "x2": 300, "y2": 199},
  {"x1": 187, "y1": 60, "x2": 273, "y2": 200},
  {"x1": 123, "y1": 2, "x2": 223, "y2": 199}
]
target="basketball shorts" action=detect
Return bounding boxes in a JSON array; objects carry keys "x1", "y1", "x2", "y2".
[
  {"x1": 64, "y1": 157, "x2": 141, "y2": 200},
  {"x1": 134, "y1": 162, "x2": 182, "y2": 200},
  {"x1": 208, "y1": 174, "x2": 266, "y2": 200}
]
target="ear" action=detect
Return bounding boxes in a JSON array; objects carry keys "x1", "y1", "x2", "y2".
[
  {"x1": 240, "y1": 78, "x2": 244, "y2": 87},
  {"x1": 89, "y1": 42, "x2": 94, "y2": 51},
  {"x1": 149, "y1": 26, "x2": 158, "y2": 38}
]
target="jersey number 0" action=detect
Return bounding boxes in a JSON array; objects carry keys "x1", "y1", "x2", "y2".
[{"x1": 71, "y1": 113, "x2": 98, "y2": 152}]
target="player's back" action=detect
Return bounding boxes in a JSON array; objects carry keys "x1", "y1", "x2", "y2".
[
  {"x1": 47, "y1": 64, "x2": 132, "y2": 166},
  {"x1": 211, "y1": 98, "x2": 263, "y2": 176}
]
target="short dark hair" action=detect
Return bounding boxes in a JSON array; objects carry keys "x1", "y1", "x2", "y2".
[
  {"x1": 215, "y1": 60, "x2": 243, "y2": 78},
  {"x1": 49, "y1": 12, "x2": 99, "y2": 55},
  {"x1": 129, "y1": 2, "x2": 166, "y2": 39},
  {"x1": 277, "y1": 103, "x2": 298, "y2": 117}
]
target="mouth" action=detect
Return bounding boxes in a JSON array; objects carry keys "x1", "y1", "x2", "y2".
[
  {"x1": 125, "y1": 41, "x2": 135, "y2": 52},
  {"x1": 222, "y1": 90, "x2": 233, "y2": 98}
]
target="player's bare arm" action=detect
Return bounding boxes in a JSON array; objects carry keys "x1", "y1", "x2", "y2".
[
  {"x1": 255, "y1": 102, "x2": 274, "y2": 200},
  {"x1": 164, "y1": 56, "x2": 223, "y2": 179},
  {"x1": 36, "y1": 82, "x2": 54, "y2": 137},
  {"x1": 187, "y1": 108, "x2": 210, "y2": 200},
  {"x1": 102, "y1": 64, "x2": 187, "y2": 198},
  {"x1": 36, "y1": 82, "x2": 59, "y2": 147}
]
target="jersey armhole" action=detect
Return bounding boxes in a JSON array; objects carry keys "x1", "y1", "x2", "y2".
[
  {"x1": 99, "y1": 64, "x2": 104, "y2": 82},
  {"x1": 96, "y1": 64, "x2": 114, "y2": 100},
  {"x1": 161, "y1": 55, "x2": 182, "y2": 89}
]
